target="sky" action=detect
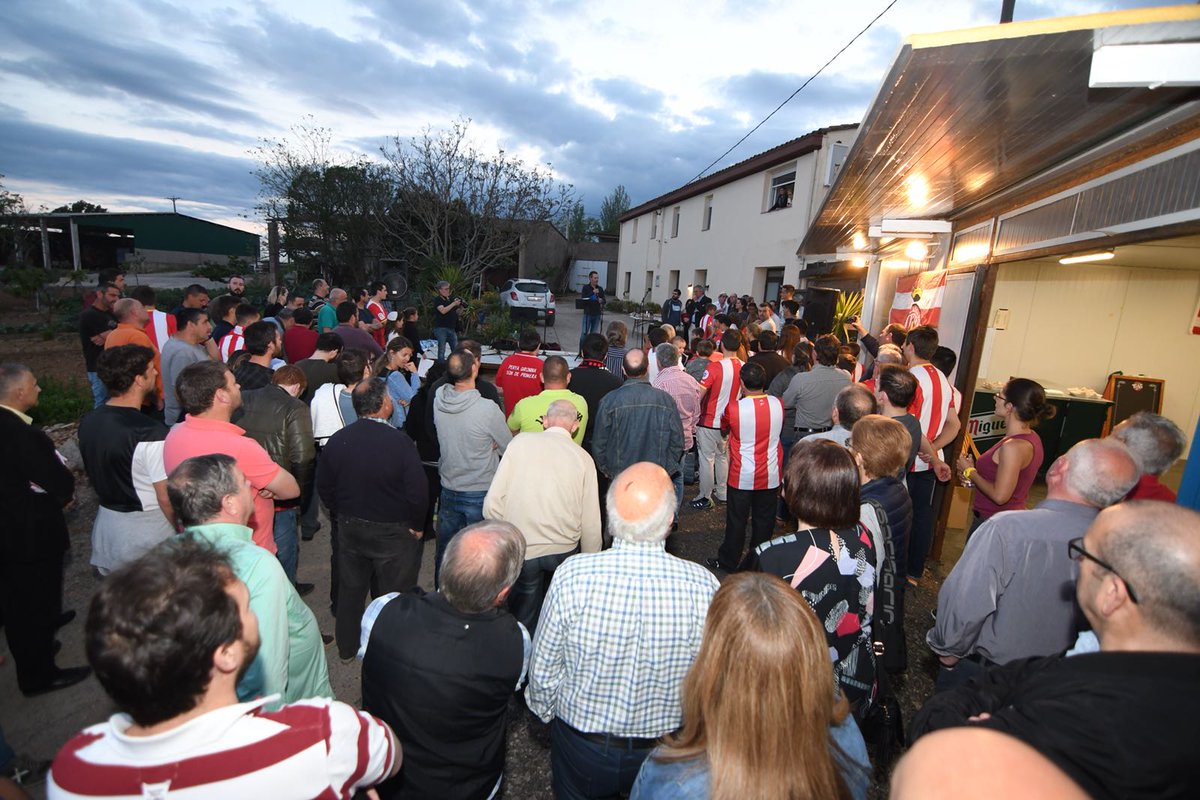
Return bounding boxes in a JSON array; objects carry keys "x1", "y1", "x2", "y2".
[{"x1": 0, "y1": 0, "x2": 1173, "y2": 234}]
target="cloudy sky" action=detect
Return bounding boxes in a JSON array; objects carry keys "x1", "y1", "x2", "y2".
[{"x1": 0, "y1": 0, "x2": 1170, "y2": 233}]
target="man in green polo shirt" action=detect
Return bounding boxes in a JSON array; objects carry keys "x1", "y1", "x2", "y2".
[
  {"x1": 507, "y1": 356, "x2": 588, "y2": 445},
  {"x1": 317, "y1": 287, "x2": 346, "y2": 333},
  {"x1": 166, "y1": 453, "x2": 332, "y2": 707}
]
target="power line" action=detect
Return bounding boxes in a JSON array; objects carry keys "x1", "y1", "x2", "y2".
[{"x1": 690, "y1": 0, "x2": 902, "y2": 183}]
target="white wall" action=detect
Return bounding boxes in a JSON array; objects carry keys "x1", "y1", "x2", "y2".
[
  {"x1": 980, "y1": 260, "x2": 1200, "y2": 453},
  {"x1": 616, "y1": 128, "x2": 857, "y2": 306}
]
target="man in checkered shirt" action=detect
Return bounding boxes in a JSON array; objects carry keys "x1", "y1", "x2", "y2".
[{"x1": 526, "y1": 462, "x2": 719, "y2": 799}]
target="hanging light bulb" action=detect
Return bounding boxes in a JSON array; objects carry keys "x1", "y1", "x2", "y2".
[{"x1": 904, "y1": 240, "x2": 929, "y2": 261}]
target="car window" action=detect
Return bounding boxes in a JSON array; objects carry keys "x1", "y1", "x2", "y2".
[{"x1": 515, "y1": 282, "x2": 548, "y2": 293}]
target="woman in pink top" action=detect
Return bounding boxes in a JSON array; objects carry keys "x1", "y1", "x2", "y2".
[{"x1": 957, "y1": 378, "x2": 1056, "y2": 537}]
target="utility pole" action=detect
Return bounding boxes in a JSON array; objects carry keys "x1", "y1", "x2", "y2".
[
  {"x1": 167, "y1": 196, "x2": 181, "y2": 213},
  {"x1": 1000, "y1": 0, "x2": 1015, "y2": 23}
]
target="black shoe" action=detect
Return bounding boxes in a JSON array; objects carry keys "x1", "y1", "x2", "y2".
[
  {"x1": 20, "y1": 665, "x2": 92, "y2": 697},
  {"x1": 55, "y1": 610, "x2": 76, "y2": 630},
  {"x1": 705, "y1": 557, "x2": 733, "y2": 573},
  {"x1": 294, "y1": 582, "x2": 315, "y2": 597},
  {"x1": 301, "y1": 528, "x2": 319, "y2": 542},
  {"x1": 321, "y1": 633, "x2": 335, "y2": 647}
]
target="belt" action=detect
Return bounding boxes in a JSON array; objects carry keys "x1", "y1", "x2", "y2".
[
  {"x1": 794, "y1": 426, "x2": 830, "y2": 433},
  {"x1": 564, "y1": 723, "x2": 658, "y2": 750}
]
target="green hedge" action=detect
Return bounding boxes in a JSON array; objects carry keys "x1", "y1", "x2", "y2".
[{"x1": 30, "y1": 376, "x2": 93, "y2": 425}]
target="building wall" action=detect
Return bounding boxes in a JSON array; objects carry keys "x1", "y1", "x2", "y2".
[
  {"x1": 616, "y1": 129, "x2": 855, "y2": 307},
  {"x1": 980, "y1": 260, "x2": 1200, "y2": 453},
  {"x1": 131, "y1": 248, "x2": 252, "y2": 272}
]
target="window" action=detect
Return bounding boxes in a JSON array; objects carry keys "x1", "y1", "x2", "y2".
[
  {"x1": 825, "y1": 142, "x2": 850, "y2": 186},
  {"x1": 702, "y1": 195, "x2": 713, "y2": 231},
  {"x1": 671, "y1": 206, "x2": 680, "y2": 238},
  {"x1": 623, "y1": 272, "x2": 631, "y2": 298},
  {"x1": 768, "y1": 168, "x2": 796, "y2": 211},
  {"x1": 651, "y1": 211, "x2": 658, "y2": 239},
  {"x1": 645, "y1": 271, "x2": 654, "y2": 298},
  {"x1": 631, "y1": 218, "x2": 638, "y2": 243}
]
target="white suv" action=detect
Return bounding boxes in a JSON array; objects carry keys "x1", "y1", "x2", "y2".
[{"x1": 500, "y1": 278, "x2": 556, "y2": 326}]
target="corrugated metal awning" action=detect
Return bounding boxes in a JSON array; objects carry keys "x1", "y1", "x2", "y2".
[{"x1": 799, "y1": 5, "x2": 1200, "y2": 257}]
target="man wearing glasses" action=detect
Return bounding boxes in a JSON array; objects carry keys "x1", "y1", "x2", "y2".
[
  {"x1": 912, "y1": 500, "x2": 1200, "y2": 800},
  {"x1": 925, "y1": 438, "x2": 1138, "y2": 690}
]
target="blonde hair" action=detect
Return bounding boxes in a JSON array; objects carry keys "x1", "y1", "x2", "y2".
[
  {"x1": 656, "y1": 573, "x2": 852, "y2": 800},
  {"x1": 851, "y1": 414, "x2": 910, "y2": 479}
]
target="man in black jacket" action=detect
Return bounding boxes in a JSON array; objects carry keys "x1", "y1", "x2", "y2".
[
  {"x1": 237, "y1": 365, "x2": 316, "y2": 589},
  {"x1": 0, "y1": 364, "x2": 91, "y2": 696},
  {"x1": 911, "y1": 501, "x2": 1200, "y2": 800},
  {"x1": 319, "y1": 379, "x2": 428, "y2": 660},
  {"x1": 361, "y1": 520, "x2": 527, "y2": 800}
]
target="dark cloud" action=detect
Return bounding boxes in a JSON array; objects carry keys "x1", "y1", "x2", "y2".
[
  {"x1": 0, "y1": 117, "x2": 258, "y2": 218},
  {"x1": 0, "y1": 5, "x2": 267, "y2": 126}
]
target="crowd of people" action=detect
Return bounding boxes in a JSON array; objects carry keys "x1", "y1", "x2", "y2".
[{"x1": 0, "y1": 269, "x2": 1195, "y2": 799}]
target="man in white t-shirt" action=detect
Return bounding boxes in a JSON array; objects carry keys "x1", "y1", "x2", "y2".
[{"x1": 48, "y1": 537, "x2": 398, "y2": 800}]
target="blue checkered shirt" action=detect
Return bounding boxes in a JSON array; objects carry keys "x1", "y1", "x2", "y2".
[{"x1": 525, "y1": 538, "x2": 719, "y2": 737}]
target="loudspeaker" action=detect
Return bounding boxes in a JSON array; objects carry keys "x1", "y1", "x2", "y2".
[
  {"x1": 801, "y1": 287, "x2": 840, "y2": 336},
  {"x1": 379, "y1": 259, "x2": 409, "y2": 300}
]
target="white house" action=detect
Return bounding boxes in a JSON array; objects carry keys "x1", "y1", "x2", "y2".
[{"x1": 616, "y1": 124, "x2": 858, "y2": 307}]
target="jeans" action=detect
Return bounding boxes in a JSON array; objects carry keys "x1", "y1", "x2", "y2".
[
  {"x1": 436, "y1": 487, "x2": 486, "y2": 585},
  {"x1": 87, "y1": 371, "x2": 108, "y2": 408},
  {"x1": 935, "y1": 655, "x2": 990, "y2": 693},
  {"x1": 719, "y1": 486, "x2": 779, "y2": 568},
  {"x1": 695, "y1": 427, "x2": 728, "y2": 503},
  {"x1": 335, "y1": 515, "x2": 423, "y2": 659},
  {"x1": 509, "y1": 548, "x2": 576, "y2": 634},
  {"x1": 273, "y1": 508, "x2": 299, "y2": 584},
  {"x1": 433, "y1": 327, "x2": 458, "y2": 362},
  {"x1": 0, "y1": 721, "x2": 14, "y2": 772},
  {"x1": 550, "y1": 719, "x2": 655, "y2": 800},
  {"x1": 579, "y1": 313, "x2": 602, "y2": 352},
  {"x1": 907, "y1": 470, "x2": 939, "y2": 581}
]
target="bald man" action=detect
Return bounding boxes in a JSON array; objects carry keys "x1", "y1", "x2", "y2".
[
  {"x1": 892, "y1": 728, "x2": 1087, "y2": 800},
  {"x1": 526, "y1": 462, "x2": 719, "y2": 799},
  {"x1": 105, "y1": 298, "x2": 163, "y2": 409},
  {"x1": 912, "y1": 501, "x2": 1200, "y2": 800},
  {"x1": 360, "y1": 520, "x2": 528, "y2": 800},
  {"x1": 485, "y1": 399, "x2": 601, "y2": 632}
]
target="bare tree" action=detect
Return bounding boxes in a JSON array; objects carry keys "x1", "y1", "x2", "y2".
[{"x1": 379, "y1": 118, "x2": 573, "y2": 282}]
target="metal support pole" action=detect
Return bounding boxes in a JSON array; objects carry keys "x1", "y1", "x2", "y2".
[
  {"x1": 69, "y1": 218, "x2": 81, "y2": 274},
  {"x1": 40, "y1": 218, "x2": 51, "y2": 271}
]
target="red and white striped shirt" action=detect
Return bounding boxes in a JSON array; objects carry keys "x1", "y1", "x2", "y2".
[
  {"x1": 698, "y1": 357, "x2": 742, "y2": 428},
  {"x1": 908, "y1": 363, "x2": 955, "y2": 473},
  {"x1": 48, "y1": 697, "x2": 397, "y2": 800},
  {"x1": 698, "y1": 314, "x2": 714, "y2": 339},
  {"x1": 219, "y1": 325, "x2": 245, "y2": 362},
  {"x1": 851, "y1": 362, "x2": 864, "y2": 383},
  {"x1": 722, "y1": 394, "x2": 784, "y2": 490},
  {"x1": 143, "y1": 309, "x2": 176, "y2": 351}
]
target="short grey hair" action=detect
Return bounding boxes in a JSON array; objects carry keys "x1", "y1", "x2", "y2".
[
  {"x1": 1063, "y1": 438, "x2": 1140, "y2": 508},
  {"x1": 876, "y1": 344, "x2": 904, "y2": 365},
  {"x1": 655, "y1": 342, "x2": 680, "y2": 368},
  {"x1": 441, "y1": 520, "x2": 526, "y2": 614},
  {"x1": 167, "y1": 454, "x2": 240, "y2": 528},
  {"x1": 1102, "y1": 501, "x2": 1200, "y2": 647},
  {"x1": 606, "y1": 474, "x2": 676, "y2": 545},
  {"x1": 543, "y1": 399, "x2": 578, "y2": 428},
  {"x1": 112, "y1": 297, "x2": 142, "y2": 323},
  {"x1": 1112, "y1": 412, "x2": 1187, "y2": 476},
  {"x1": 0, "y1": 363, "x2": 32, "y2": 399},
  {"x1": 436, "y1": 280, "x2": 450, "y2": 290}
]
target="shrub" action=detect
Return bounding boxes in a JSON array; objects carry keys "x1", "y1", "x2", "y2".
[{"x1": 30, "y1": 376, "x2": 93, "y2": 425}]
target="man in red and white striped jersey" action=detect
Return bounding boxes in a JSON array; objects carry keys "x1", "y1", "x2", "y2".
[
  {"x1": 904, "y1": 326, "x2": 961, "y2": 585},
  {"x1": 708, "y1": 362, "x2": 783, "y2": 571},
  {"x1": 690, "y1": 330, "x2": 743, "y2": 510},
  {"x1": 48, "y1": 537, "x2": 399, "y2": 800},
  {"x1": 218, "y1": 304, "x2": 262, "y2": 363}
]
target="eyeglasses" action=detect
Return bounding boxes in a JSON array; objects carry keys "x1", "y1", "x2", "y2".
[
  {"x1": 1068, "y1": 537, "x2": 1139, "y2": 603},
  {"x1": 996, "y1": 394, "x2": 1008, "y2": 403}
]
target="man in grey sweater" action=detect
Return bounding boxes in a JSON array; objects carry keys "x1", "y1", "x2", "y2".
[{"x1": 434, "y1": 349, "x2": 512, "y2": 582}]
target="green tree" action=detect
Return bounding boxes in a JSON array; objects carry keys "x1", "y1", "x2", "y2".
[
  {"x1": 597, "y1": 184, "x2": 631, "y2": 235},
  {"x1": 561, "y1": 199, "x2": 598, "y2": 242},
  {"x1": 251, "y1": 119, "x2": 397, "y2": 286},
  {"x1": 379, "y1": 118, "x2": 574, "y2": 284},
  {"x1": 0, "y1": 175, "x2": 38, "y2": 268},
  {"x1": 51, "y1": 200, "x2": 107, "y2": 213}
]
